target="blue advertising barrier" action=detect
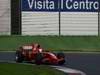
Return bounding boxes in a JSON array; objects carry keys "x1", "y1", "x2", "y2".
[{"x1": 22, "y1": 0, "x2": 100, "y2": 12}]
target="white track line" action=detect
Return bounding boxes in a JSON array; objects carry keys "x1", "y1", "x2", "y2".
[{"x1": 52, "y1": 66, "x2": 86, "y2": 75}]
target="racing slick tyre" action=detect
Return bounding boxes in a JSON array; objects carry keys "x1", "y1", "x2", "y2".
[
  {"x1": 57, "y1": 53, "x2": 65, "y2": 58},
  {"x1": 57, "y1": 53, "x2": 65, "y2": 65},
  {"x1": 15, "y1": 51, "x2": 24, "y2": 63},
  {"x1": 35, "y1": 53, "x2": 44, "y2": 65},
  {"x1": 58, "y1": 59, "x2": 65, "y2": 65}
]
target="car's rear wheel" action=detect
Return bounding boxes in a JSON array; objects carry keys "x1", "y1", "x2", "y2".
[
  {"x1": 15, "y1": 51, "x2": 24, "y2": 63},
  {"x1": 35, "y1": 53, "x2": 44, "y2": 65}
]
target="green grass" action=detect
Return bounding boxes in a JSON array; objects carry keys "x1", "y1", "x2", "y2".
[
  {"x1": 0, "y1": 63, "x2": 65, "y2": 75},
  {"x1": 0, "y1": 36, "x2": 100, "y2": 52}
]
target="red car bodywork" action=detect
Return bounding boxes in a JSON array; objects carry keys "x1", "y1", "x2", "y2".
[{"x1": 16, "y1": 44, "x2": 65, "y2": 65}]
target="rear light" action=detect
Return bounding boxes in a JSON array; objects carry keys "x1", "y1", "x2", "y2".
[{"x1": 22, "y1": 52, "x2": 25, "y2": 55}]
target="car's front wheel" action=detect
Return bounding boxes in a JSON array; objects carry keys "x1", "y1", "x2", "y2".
[
  {"x1": 57, "y1": 52, "x2": 65, "y2": 65},
  {"x1": 58, "y1": 59, "x2": 65, "y2": 65}
]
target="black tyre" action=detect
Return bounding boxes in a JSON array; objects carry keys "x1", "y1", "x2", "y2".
[
  {"x1": 57, "y1": 53, "x2": 65, "y2": 59},
  {"x1": 15, "y1": 51, "x2": 24, "y2": 63},
  {"x1": 57, "y1": 53, "x2": 65, "y2": 65},
  {"x1": 58, "y1": 59, "x2": 65, "y2": 65},
  {"x1": 35, "y1": 53, "x2": 44, "y2": 65}
]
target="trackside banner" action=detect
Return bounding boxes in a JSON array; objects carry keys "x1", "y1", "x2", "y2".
[{"x1": 22, "y1": 0, "x2": 100, "y2": 12}]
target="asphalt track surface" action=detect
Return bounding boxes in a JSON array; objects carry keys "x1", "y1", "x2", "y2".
[{"x1": 0, "y1": 52, "x2": 100, "y2": 75}]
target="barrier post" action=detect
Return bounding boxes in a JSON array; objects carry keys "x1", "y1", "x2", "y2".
[{"x1": 11, "y1": 0, "x2": 21, "y2": 35}]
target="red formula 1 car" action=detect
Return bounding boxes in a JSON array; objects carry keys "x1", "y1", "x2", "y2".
[{"x1": 15, "y1": 44, "x2": 65, "y2": 65}]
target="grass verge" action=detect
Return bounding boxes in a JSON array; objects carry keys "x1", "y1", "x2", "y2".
[
  {"x1": 0, "y1": 63, "x2": 65, "y2": 75},
  {"x1": 0, "y1": 36, "x2": 100, "y2": 52}
]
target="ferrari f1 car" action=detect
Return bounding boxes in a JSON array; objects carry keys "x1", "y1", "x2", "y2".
[{"x1": 15, "y1": 44, "x2": 65, "y2": 65}]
